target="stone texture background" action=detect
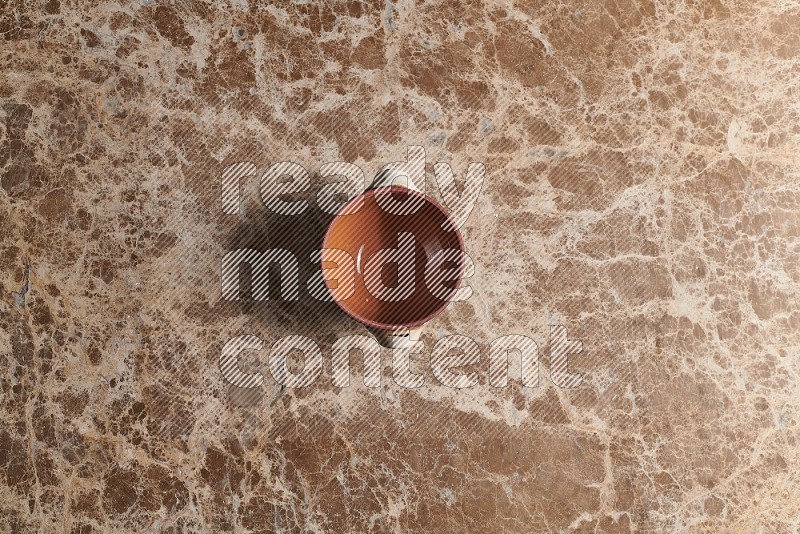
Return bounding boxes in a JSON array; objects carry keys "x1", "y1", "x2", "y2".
[{"x1": 1, "y1": 0, "x2": 799, "y2": 532}]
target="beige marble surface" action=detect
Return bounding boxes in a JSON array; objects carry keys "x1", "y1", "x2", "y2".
[{"x1": 1, "y1": 0, "x2": 799, "y2": 531}]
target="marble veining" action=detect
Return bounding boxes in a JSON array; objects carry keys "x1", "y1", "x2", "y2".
[{"x1": 1, "y1": 0, "x2": 799, "y2": 531}]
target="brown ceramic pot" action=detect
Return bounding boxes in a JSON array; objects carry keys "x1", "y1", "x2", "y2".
[{"x1": 321, "y1": 184, "x2": 466, "y2": 347}]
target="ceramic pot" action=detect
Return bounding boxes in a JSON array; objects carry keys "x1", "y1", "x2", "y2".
[{"x1": 321, "y1": 171, "x2": 466, "y2": 348}]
